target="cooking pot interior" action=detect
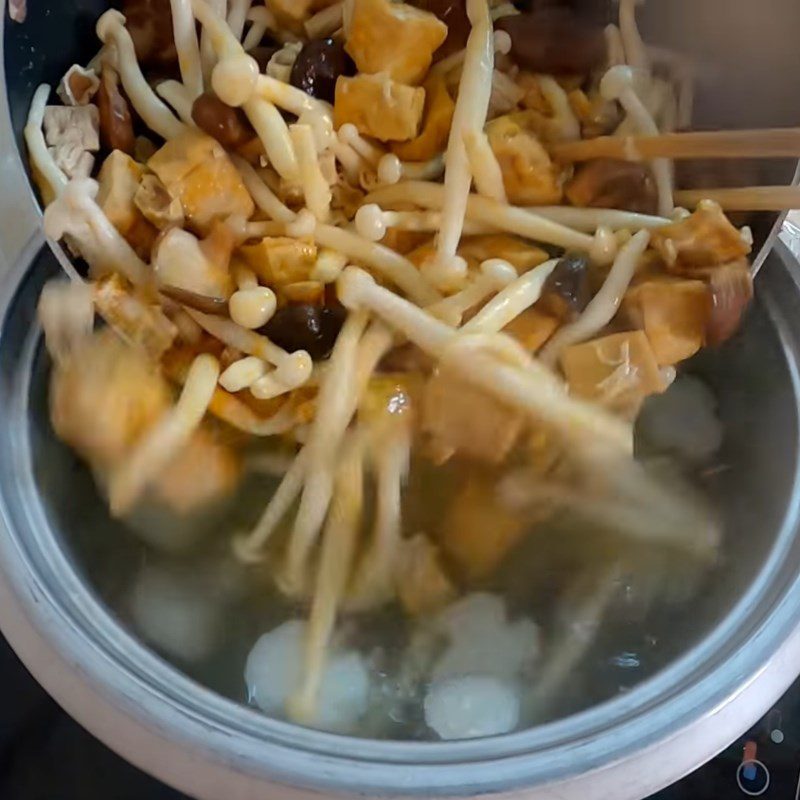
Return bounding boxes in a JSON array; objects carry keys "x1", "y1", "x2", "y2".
[
  {"x1": 4, "y1": 0, "x2": 800, "y2": 739},
  {"x1": 8, "y1": 232, "x2": 800, "y2": 726}
]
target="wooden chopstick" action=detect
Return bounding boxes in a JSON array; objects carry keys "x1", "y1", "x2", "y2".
[
  {"x1": 674, "y1": 186, "x2": 800, "y2": 211},
  {"x1": 551, "y1": 128, "x2": 800, "y2": 164}
]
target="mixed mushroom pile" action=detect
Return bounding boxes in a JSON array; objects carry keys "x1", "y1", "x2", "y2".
[{"x1": 24, "y1": 0, "x2": 772, "y2": 735}]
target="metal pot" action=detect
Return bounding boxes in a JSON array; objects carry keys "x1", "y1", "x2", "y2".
[{"x1": 3, "y1": 2, "x2": 800, "y2": 798}]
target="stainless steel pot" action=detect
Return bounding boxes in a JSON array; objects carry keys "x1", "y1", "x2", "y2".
[{"x1": 3, "y1": 2, "x2": 800, "y2": 798}]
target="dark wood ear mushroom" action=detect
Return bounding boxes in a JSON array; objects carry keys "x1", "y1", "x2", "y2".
[{"x1": 290, "y1": 38, "x2": 355, "y2": 104}]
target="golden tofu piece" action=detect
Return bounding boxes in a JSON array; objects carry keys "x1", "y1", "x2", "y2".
[
  {"x1": 391, "y1": 73, "x2": 454, "y2": 161},
  {"x1": 458, "y1": 235, "x2": 549, "y2": 273},
  {"x1": 134, "y1": 174, "x2": 184, "y2": 230},
  {"x1": 93, "y1": 274, "x2": 178, "y2": 361},
  {"x1": 156, "y1": 429, "x2": 242, "y2": 515},
  {"x1": 651, "y1": 201, "x2": 752, "y2": 274},
  {"x1": 395, "y1": 534, "x2": 456, "y2": 616},
  {"x1": 561, "y1": 331, "x2": 666, "y2": 415},
  {"x1": 239, "y1": 237, "x2": 317, "y2": 286},
  {"x1": 486, "y1": 113, "x2": 564, "y2": 205},
  {"x1": 96, "y1": 150, "x2": 143, "y2": 236},
  {"x1": 439, "y1": 474, "x2": 527, "y2": 581},
  {"x1": 407, "y1": 240, "x2": 436, "y2": 270},
  {"x1": 422, "y1": 368, "x2": 524, "y2": 464},
  {"x1": 50, "y1": 329, "x2": 170, "y2": 472},
  {"x1": 409, "y1": 235, "x2": 547, "y2": 274},
  {"x1": 177, "y1": 155, "x2": 255, "y2": 232},
  {"x1": 147, "y1": 131, "x2": 219, "y2": 186},
  {"x1": 148, "y1": 131, "x2": 254, "y2": 232},
  {"x1": 624, "y1": 279, "x2": 710, "y2": 366},
  {"x1": 381, "y1": 227, "x2": 431, "y2": 254},
  {"x1": 503, "y1": 308, "x2": 559, "y2": 353},
  {"x1": 269, "y1": 0, "x2": 315, "y2": 30},
  {"x1": 153, "y1": 227, "x2": 234, "y2": 299},
  {"x1": 96, "y1": 150, "x2": 157, "y2": 260},
  {"x1": 360, "y1": 373, "x2": 418, "y2": 439},
  {"x1": 281, "y1": 280, "x2": 325, "y2": 305},
  {"x1": 567, "y1": 88, "x2": 620, "y2": 139},
  {"x1": 334, "y1": 74, "x2": 425, "y2": 142},
  {"x1": 345, "y1": 0, "x2": 447, "y2": 85},
  {"x1": 517, "y1": 72, "x2": 551, "y2": 115}
]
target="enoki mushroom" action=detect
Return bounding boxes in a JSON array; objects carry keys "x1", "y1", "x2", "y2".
[
  {"x1": 430, "y1": 0, "x2": 494, "y2": 292},
  {"x1": 109, "y1": 353, "x2": 219, "y2": 515},
  {"x1": 540, "y1": 229, "x2": 651, "y2": 366}
]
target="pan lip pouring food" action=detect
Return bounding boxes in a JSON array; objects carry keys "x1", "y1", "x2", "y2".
[{"x1": 13, "y1": 0, "x2": 798, "y2": 756}]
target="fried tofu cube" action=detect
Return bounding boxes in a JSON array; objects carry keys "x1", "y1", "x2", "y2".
[
  {"x1": 282, "y1": 281, "x2": 325, "y2": 306},
  {"x1": 269, "y1": 0, "x2": 315, "y2": 30},
  {"x1": 148, "y1": 131, "x2": 254, "y2": 232},
  {"x1": 439, "y1": 474, "x2": 527, "y2": 580},
  {"x1": 391, "y1": 73, "x2": 454, "y2": 161},
  {"x1": 96, "y1": 150, "x2": 157, "y2": 259},
  {"x1": 50, "y1": 329, "x2": 171, "y2": 471},
  {"x1": 395, "y1": 534, "x2": 456, "y2": 616},
  {"x1": 155, "y1": 429, "x2": 242, "y2": 515},
  {"x1": 96, "y1": 150, "x2": 143, "y2": 234},
  {"x1": 567, "y1": 88, "x2": 620, "y2": 139},
  {"x1": 134, "y1": 174, "x2": 184, "y2": 230},
  {"x1": 503, "y1": 308, "x2": 559, "y2": 353},
  {"x1": 239, "y1": 237, "x2": 318, "y2": 286},
  {"x1": 517, "y1": 72, "x2": 551, "y2": 115},
  {"x1": 153, "y1": 227, "x2": 234, "y2": 299},
  {"x1": 43, "y1": 104, "x2": 100, "y2": 151},
  {"x1": 177, "y1": 155, "x2": 255, "y2": 232},
  {"x1": 334, "y1": 74, "x2": 425, "y2": 142},
  {"x1": 651, "y1": 201, "x2": 751, "y2": 273},
  {"x1": 486, "y1": 113, "x2": 564, "y2": 205},
  {"x1": 360, "y1": 373, "x2": 419, "y2": 447},
  {"x1": 43, "y1": 104, "x2": 100, "y2": 178},
  {"x1": 624, "y1": 279, "x2": 710, "y2": 366},
  {"x1": 409, "y1": 235, "x2": 548, "y2": 274},
  {"x1": 458, "y1": 235, "x2": 549, "y2": 272},
  {"x1": 345, "y1": 0, "x2": 447, "y2": 85},
  {"x1": 148, "y1": 131, "x2": 219, "y2": 185},
  {"x1": 407, "y1": 240, "x2": 436, "y2": 269},
  {"x1": 381, "y1": 227, "x2": 431, "y2": 254},
  {"x1": 93, "y1": 274, "x2": 178, "y2": 360},
  {"x1": 422, "y1": 368, "x2": 524, "y2": 464},
  {"x1": 561, "y1": 331, "x2": 666, "y2": 415}
]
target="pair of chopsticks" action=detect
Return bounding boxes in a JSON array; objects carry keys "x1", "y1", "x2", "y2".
[{"x1": 550, "y1": 128, "x2": 800, "y2": 211}]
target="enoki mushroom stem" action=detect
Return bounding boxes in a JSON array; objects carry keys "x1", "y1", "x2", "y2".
[
  {"x1": 288, "y1": 429, "x2": 365, "y2": 724},
  {"x1": 109, "y1": 353, "x2": 219, "y2": 515}
]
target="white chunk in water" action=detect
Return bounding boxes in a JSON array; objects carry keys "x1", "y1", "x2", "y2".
[
  {"x1": 425, "y1": 676, "x2": 520, "y2": 740},
  {"x1": 637, "y1": 375, "x2": 723, "y2": 463},
  {"x1": 130, "y1": 566, "x2": 223, "y2": 663},
  {"x1": 245, "y1": 620, "x2": 370, "y2": 733},
  {"x1": 432, "y1": 593, "x2": 540, "y2": 682}
]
